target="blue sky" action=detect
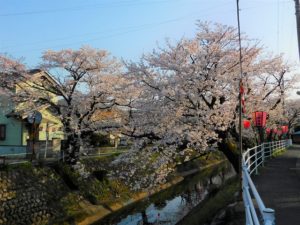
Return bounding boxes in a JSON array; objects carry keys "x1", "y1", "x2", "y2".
[{"x1": 0, "y1": 0, "x2": 297, "y2": 68}]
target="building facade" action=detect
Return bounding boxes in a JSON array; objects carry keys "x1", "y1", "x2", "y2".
[{"x1": 0, "y1": 70, "x2": 64, "y2": 156}]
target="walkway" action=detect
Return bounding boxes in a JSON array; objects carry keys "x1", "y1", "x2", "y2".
[{"x1": 253, "y1": 145, "x2": 300, "y2": 225}]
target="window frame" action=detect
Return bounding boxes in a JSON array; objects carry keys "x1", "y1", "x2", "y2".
[{"x1": 0, "y1": 124, "x2": 6, "y2": 141}]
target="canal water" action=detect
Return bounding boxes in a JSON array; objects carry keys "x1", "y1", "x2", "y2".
[{"x1": 97, "y1": 161, "x2": 236, "y2": 225}]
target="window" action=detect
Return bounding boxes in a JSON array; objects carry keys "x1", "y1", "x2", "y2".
[{"x1": 0, "y1": 124, "x2": 6, "y2": 141}]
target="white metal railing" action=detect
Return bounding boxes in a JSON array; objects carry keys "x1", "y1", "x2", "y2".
[{"x1": 242, "y1": 139, "x2": 292, "y2": 225}]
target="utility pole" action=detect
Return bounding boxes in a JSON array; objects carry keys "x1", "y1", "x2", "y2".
[
  {"x1": 281, "y1": 72, "x2": 286, "y2": 117},
  {"x1": 294, "y1": 0, "x2": 300, "y2": 60},
  {"x1": 236, "y1": 0, "x2": 243, "y2": 196}
]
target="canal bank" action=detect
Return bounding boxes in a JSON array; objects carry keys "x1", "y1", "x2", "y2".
[
  {"x1": 0, "y1": 154, "x2": 233, "y2": 225},
  {"x1": 176, "y1": 177, "x2": 240, "y2": 225},
  {"x1": 77, "y1": 176, "x2": 185, "y2": 225},
  {"x1": 89, "y1": 160, "x2": 236, "y2": 225},
  {"x1": 78, "y1": 160, "x2": 227, "y2": 225}
]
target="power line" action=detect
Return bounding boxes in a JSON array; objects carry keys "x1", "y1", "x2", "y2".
[
  {"x1": 0, "y1": 0, "x2": 183, "y2": 17},
  {"x1": 241, "y1": 3, "x2": 291, "y2": 11},
  {"x1": 1, "y1": 2, "x2": 235, "y2": 54},
  {"x1": 2, "y1": 16, "x2": 202, "y2": 55},
  {"x1": 277, "y1": 0, "x2": 280, "y2": 54},
  {"x1": 1, "y1": 23, "x2": 166, "y2": 49},
  {"x1": 287, "y1": 19, "x2": 296, "y2": 61},
  {"x1": 245, "y1": 0, "x2": 290, "y2": 3},
  {"x1": 294, "y1": 0, "x2": 300, "y2": 61}
]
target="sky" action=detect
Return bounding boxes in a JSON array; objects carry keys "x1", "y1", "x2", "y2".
[
  {"x1": 0, "y1": 0, "x2": 298, "y2": 68},
  {"x1": 0, "y1": 1, "x2": 296, "y2": 146}
]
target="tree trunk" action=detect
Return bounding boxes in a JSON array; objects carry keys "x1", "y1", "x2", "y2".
[
  {"x1": 61, "y1": 119, "x2": 81, "y2": 164},
  {"x1": 217, "y1": 128, "x2": 240, "y2": 174},
  {"x1": 63, "y1": 133, "x2": 81, "y2": 164},
  {"x1": 218, "y1": 139, "x2": 240, "y2": 173}
]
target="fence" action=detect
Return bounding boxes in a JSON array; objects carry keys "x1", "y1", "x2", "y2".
[
  {"x1": 0, "y1": 145, "x2": 129, "y2": 165},
  {"x1": 0, "y1": 145, "x2": 27, "y2": 156},
  {"x1": 242, "y1": 139, "x2": 292, "y2": 225}
]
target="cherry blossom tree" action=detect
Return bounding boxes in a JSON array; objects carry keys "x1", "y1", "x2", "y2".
[
  {"x1": 110, "y1": 22, "x2": 294, "y2": 189},
  {"x1": 0, "y1": 54, "x2": 26, "y2": 89},
  {"x1": 284, "y1": 99, "x2": 300, "y2": 131},
  {"x1": 13, "y1": 46, "x2": 122, "y2": 164}
]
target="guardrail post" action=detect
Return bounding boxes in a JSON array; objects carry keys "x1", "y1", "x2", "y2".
[
  {"x1": 263, "y1": 208, "x2": 275, "y2": 225},
  {"x1": 268, "y1": 142, "x2": 270, "y2": 157},
  {"x1": 262, "y1": 143, "x2": 265, "y2": 167},
  {"x1": 247, "y1": 149, "x2": 250, "y2": 169},
  {"x1": 242, "y1": 168, "x2": 250, "y2": 225},
  {"x1": 243, "y1": 188, "x2": 251, "y2": 225},
  {"x1": 0, "y1": 156, "x2": 5, "y2": 168},
  {"x1": 242, "y1": 141, "x2": 281, "y2": 225},
  {"x1": 255, "y1": 146, "x2": 258, "y2": 175},
  {"x1": 245, "y1": 205, "x2": 251, "y2": 225}
]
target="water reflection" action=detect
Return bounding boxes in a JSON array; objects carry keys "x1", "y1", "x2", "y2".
[{"x1": 98, "y1": 162, "x2": 235, "y2": 225}]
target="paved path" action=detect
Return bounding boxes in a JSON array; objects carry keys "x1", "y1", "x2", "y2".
[{"x1": 253, "y1": 145, "x2": 300, "y2": 225}]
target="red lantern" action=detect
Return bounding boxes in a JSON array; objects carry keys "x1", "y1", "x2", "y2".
[
  {"x1": 272, "y1": 128, "x2": 277, "y2": 134},
  {"x1": 252, "y1": 111, "x2": 268, "y2": 127},
  {"x1": 266, "y1": 128, "x2": 271, "y2": 135},
  {"x1": 243, "y1": 120, "x2": 251, "y2": 129},
  {"x1": 277, "y1": 129, "x2": 282, "y2": 136},
  {"x1": 281, "y1": 125, "x2": 288, "y2": 134}
]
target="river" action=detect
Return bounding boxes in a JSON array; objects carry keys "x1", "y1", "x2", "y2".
[{"x1": 96, "y1": 161, "x2": 236, "y2": 225}]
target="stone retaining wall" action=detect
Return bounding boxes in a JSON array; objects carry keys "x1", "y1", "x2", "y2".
[{"x1": 0, "y1": 167, "x2": 65, "y2": 225}]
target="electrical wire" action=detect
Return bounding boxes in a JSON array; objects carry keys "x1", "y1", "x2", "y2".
[
  {"x1": 277, "y1": 0, "x2": 280, "y2": 54},
  {"x1": 1, "y1": 2, "x2": 235, "y2": 54},
  {"x1": 0, "y1": 0, "x2": 184, "y2": 17}
]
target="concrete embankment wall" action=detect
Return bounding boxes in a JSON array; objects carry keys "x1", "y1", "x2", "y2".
[{"x1": 0, "y1": 167, "x2": 64, "y2": 225}]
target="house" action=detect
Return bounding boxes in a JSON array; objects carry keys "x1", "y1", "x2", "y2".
[
  {"x1": 89, "y1": 108, "x2": 129, "y2": 148},
  {"x1": 0, "y1": 70, "x2": 64, "y2": 157}
]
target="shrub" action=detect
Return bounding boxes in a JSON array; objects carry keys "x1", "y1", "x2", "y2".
[{"x1": 59, "y1": 161, "x2": 132, "y2": 205}]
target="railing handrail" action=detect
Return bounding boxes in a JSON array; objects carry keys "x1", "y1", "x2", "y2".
[
  {"x1": 0, "y1": 152, "x2": 32, "y2": 156},
  {"x1": 0, "y1": 149, "x2": 128, "y2": 165},
  {"x1": 242, "y1": 139, "x2": 292, "y2": 225}
]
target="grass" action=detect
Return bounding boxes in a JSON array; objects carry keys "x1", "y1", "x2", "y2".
[
  {"x1": 58, "y1": 193, "x2": 88, "y2": 222},
  {"x1": 176, "y1": 150, "x2": 226, "y2": 174},
  {"x1": 272, "y1": 148, "x2": 287, "y2": 157},
  {"x1": 2, "y1": 161, "x2": 33, "y2": 171},
  {"x1": 58, "y1": 160, "x2": 133, "y2": 206}
]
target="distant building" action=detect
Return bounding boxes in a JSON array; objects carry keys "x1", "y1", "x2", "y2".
[{"x1": 89, "y1": 108, "x2": 129, "y2": 148}]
